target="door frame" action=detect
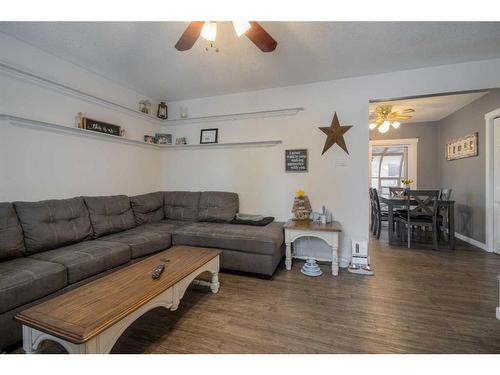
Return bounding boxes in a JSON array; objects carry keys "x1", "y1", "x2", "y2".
[
  {"x1": 369, "y1": 138, "x2": 419, "y2": 191},
  {"x1": 485, "y1": 108, "x2": 500, "y2": 254}
]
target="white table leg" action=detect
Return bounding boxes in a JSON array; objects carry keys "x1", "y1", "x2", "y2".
[
  {"x1": 285, "y1": 242, "x2": 292, "y2": 270},
  {"x1": 210, "y1": 272, "x2": 220, "y2": 293},
  {"x1": 331, "y1": 246, "x2": 339, "y2": 276}
]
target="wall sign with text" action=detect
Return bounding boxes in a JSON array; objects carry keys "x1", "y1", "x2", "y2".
[
  {"x1": 79, "y1": 116, "x2": 122, "y2": 137},
  {"x1": 446, "y1": 132, "x2": 478, "y2": 161},
  {"x1": 285, "y1": 149, "x2": 308, "y2": 172}
]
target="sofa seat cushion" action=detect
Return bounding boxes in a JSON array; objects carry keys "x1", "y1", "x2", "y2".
[
  {"x1": 173, "y1": 222, "x2": 284, "y2": 255},
  {"x1": 14, "y1": 197, "x2": 92, "y2": 254},
  {"x1": 0, "y1": 202, "x2": 26, "y2": 261},
  {"x1": 30, "y1": 240, "x2": 130, "y2": 284},
  {"x1": 98, "y1": 224, "x2": 172, "y2": 258},
  {"x1": 0, "y1": 258, "x2": 67, "y2": 314},
  {"x1": 130, "y1": 192, "x2": 164, "y2": 225},
  {"x1": 198, "y1": 191, "x2": 239, "y2": 223},
  {"x1": 83, "y1": 195, "x2": 136, "y2": 238},
  {"x1": 164, "y1": 191, "x2": 201, "y2": 222}
]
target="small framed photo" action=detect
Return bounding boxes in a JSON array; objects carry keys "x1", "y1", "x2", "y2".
[
  {"x1": 200, "y1": 128, "x2": 218, "y2": 144},
  {"x1": 144, "y1": 135, "x2": 156, "y2": 144},
  {"x1": 155, "y1": 133, "x2": 172, "y2": 145}
]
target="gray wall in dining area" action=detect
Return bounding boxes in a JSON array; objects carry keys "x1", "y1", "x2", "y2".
[
  {"x1": 370, "y1": 89, "x2": 500, "y2": 245},
  {"x1": 370, "y1": 121, "x2": 440, "y2": 189},
  {"x1": 437, "y1": 89, "x2": 500, "y2": 244}
]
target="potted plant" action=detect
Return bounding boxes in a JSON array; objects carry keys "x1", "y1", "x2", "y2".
[{"x1": 402, "y1": 178, "x2": 414, "y2": 191}]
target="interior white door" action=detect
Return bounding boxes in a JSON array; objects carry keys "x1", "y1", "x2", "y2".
[{"x1": 494, "y1": 118, "x2": 500, "y2": 254}]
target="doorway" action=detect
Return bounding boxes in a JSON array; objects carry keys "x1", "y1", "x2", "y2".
[{"x1": 485, "y1": 109, "x2": 500, "y2": 254}]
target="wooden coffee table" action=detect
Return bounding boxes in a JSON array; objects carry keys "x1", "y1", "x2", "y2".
[{"x1": 16, "y1": 245, "x2": 221, "y2": 354}]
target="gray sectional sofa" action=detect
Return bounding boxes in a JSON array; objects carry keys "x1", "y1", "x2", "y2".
[{"x1": 0, "y1": 191, "x2": 284, "y2": 351}]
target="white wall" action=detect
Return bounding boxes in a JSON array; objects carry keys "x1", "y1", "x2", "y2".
[
  {"x1": 3, "y1": 30, "x2": 500, "y2": 266},
  {"x1": 162, "y1": 58, "x2": 500, "y2": 265},
  {"x1": 0, "y1": 33, "x2": 164, "y2": 201}
]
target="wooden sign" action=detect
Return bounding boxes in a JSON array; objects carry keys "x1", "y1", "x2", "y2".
[
  {"x1": 80, "y1": 116, "x2": 121, "y2": 137},
  {"x1": 286, "y1": 149, "x2": 308, "y2": 172},
  {"x1": 446, "y1": 132, "x2": 478, "y2": 161}
]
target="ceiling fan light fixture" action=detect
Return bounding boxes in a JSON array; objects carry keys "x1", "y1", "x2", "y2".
[
  {"x1": 391, "y1": 121, "x2": 401, "y2": 129},
  {"x1": 369, "y1": 122, "x2": 378, "y2": 130},
  {"x1": 233, "y1": 21, "x2": 251, "y2": 37},
  {"x1": 201, "y1": 21, "x2": 217, "y2": 42},
  {"x1": 378, "y1": 120, "x2": 391, "y2": 133}
]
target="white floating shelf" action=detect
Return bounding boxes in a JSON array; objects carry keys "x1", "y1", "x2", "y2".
[
  {"x1": 163, "y1": 107, "x2": 304, "y2": 126},
  {"x1": 1, "y1": 114, "x2": 282, "y2": 151},
  {"x1": 0, "y1": 114, "x2": 164, "y2": 149},
  {"x1": 161, "y1": 140, "x2": 282, "y2": 150},
  {"x1": 0, "y1": 60, "x2": 166, "y2": 126}
]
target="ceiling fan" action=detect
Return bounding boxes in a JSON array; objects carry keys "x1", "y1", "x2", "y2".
[
  {"x1": 175, "y1": 21, "x2": 277, "y2": 52},
  {"x1": 369, "y1": 105, "x2": 415, "y2": 133}
]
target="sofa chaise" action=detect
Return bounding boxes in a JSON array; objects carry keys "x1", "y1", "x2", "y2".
[{"x1": 0, "y1": 191, "x2": 284, "y2": 351}]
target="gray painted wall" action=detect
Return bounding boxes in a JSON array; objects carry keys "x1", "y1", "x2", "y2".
[
  {"x1": 370, "y1": 122, "x2": 440, "y2": 189},
  {"x1": 437, "y1": 90, "x2": 500, "y2": 243},
  {"x1": 370, "y1": 89, "x2": 500, "y2": 244}
]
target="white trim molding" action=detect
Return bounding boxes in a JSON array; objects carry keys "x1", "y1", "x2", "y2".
[
  {"x1": 484, "y1": 107, "x2": 500, "y2": 254},
  {"x1": 453, "y1": 232, "x2": 488, "y2": 251}
]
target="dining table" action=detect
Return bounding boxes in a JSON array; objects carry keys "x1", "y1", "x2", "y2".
[{"x1": 379, "y1": 196, "x2": 455, "y2": 249}]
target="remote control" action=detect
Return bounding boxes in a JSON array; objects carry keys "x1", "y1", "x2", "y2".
[{"x1": 152, "y1": 264, "x2": 165, "y2": 279}]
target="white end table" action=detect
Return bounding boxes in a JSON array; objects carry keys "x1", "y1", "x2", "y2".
[{"x1": 284, "y1": 220, "x2": 342, "y2": 276}]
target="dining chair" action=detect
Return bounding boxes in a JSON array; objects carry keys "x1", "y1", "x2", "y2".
[
  {"x1": 369, "y1": 188, "x2": 375, "y2": 232},
  {"x1": 371, "y1": 188, "x2": 389, "y2": 239},
  {"x1": 438, "y1": 188, "x2": 453, "y2": 241},
  {"x1": 395, "y1": 190, "x2": 440, "y2": 249},
  {"x1": 440, "y1": 188, "x2": 453, "y2": 200},
  {"x1": 389, "y1": 187, "x2": 405, "y2": 198}
]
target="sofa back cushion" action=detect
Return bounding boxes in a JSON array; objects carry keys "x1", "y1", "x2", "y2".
[
  {"x1": 198, "y1": 191, "x2": 239, "y2": 223},
  {"x1": 14, "y1": 197, "x2": 92, "y2": 254},
  {"x1": 130, "y1": 192, "x2": 164, "y2": 225},
  {"x1": 164, "y1": 191, "x2": 201, "y2": 222},
  {"x1": 83, "y1": 195, "x2": 136, "y2": 238},
  {"x1": 0, "y1": 202, "x2": 26, "y2": 260}
]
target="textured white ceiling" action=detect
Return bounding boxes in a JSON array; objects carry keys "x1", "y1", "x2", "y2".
[
  {"x1": 1, "y1": 22, "x2": 500, "y2": 100},
  {"x1": 369, "y1": 91, "x2": 489, "y2": 123}
]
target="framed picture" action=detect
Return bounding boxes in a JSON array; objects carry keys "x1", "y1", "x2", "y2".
[
  {"x1": 155, "y1": 133, "x2": 172, "y2": 145},
  {"x1": 144, "y1": 135, "x2": 156, "y2": 144},
  {"x1": 285, "y1": 149, "x2": 308, "y2": 172},
  {"x1": 446, "y1": 132, "x2": 478, "y2": 161},
  {"x1": 200, "y1": 128, "x2": 218, "y2": 144},
  {"x1": 80, "y1": 116, "x2": 122, "y2": 137}
]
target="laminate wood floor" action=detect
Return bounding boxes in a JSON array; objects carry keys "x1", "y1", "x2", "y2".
[{"x1": 13, "y1": 230, "x2": 500, "y2": 354}]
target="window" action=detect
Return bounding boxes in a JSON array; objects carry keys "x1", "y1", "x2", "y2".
[{"x1": 370, "y1": 145, "x2": 408, "y2": 197}]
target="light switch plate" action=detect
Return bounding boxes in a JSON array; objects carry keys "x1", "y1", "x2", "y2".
[{"x1": 335, "y1": 157, "x2": 349, "y2": 167}]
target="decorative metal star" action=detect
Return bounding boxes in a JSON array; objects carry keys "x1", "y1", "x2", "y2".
[{"x1": 318, "y1": 112, "x2": 352, "y2": 155}]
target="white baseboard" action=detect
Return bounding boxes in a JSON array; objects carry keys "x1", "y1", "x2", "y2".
[
  {"x1": 454, "y1": 232, "x2": 489, "y2": 251},
  {"x1": 497, "y1": 307, "x2": 500, "y2": 321}
]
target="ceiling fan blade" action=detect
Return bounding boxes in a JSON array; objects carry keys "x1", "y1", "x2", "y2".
[
  {"x1": 175, "y1": 22, "x2": 205, "y2": 51},
  {"x1": 245, "y1": 21, "x2": 277, "y2": 52},
  {"x1": 401, "y1": 108, "x2": 415, "y2": 113},
  {"x1": 389, "y1": 114, "x2": 413, "y2": 121}
]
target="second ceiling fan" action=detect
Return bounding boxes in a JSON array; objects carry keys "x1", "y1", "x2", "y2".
[{"x1": 175, "y1": 21, "x2": 277, "y2": 52}]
